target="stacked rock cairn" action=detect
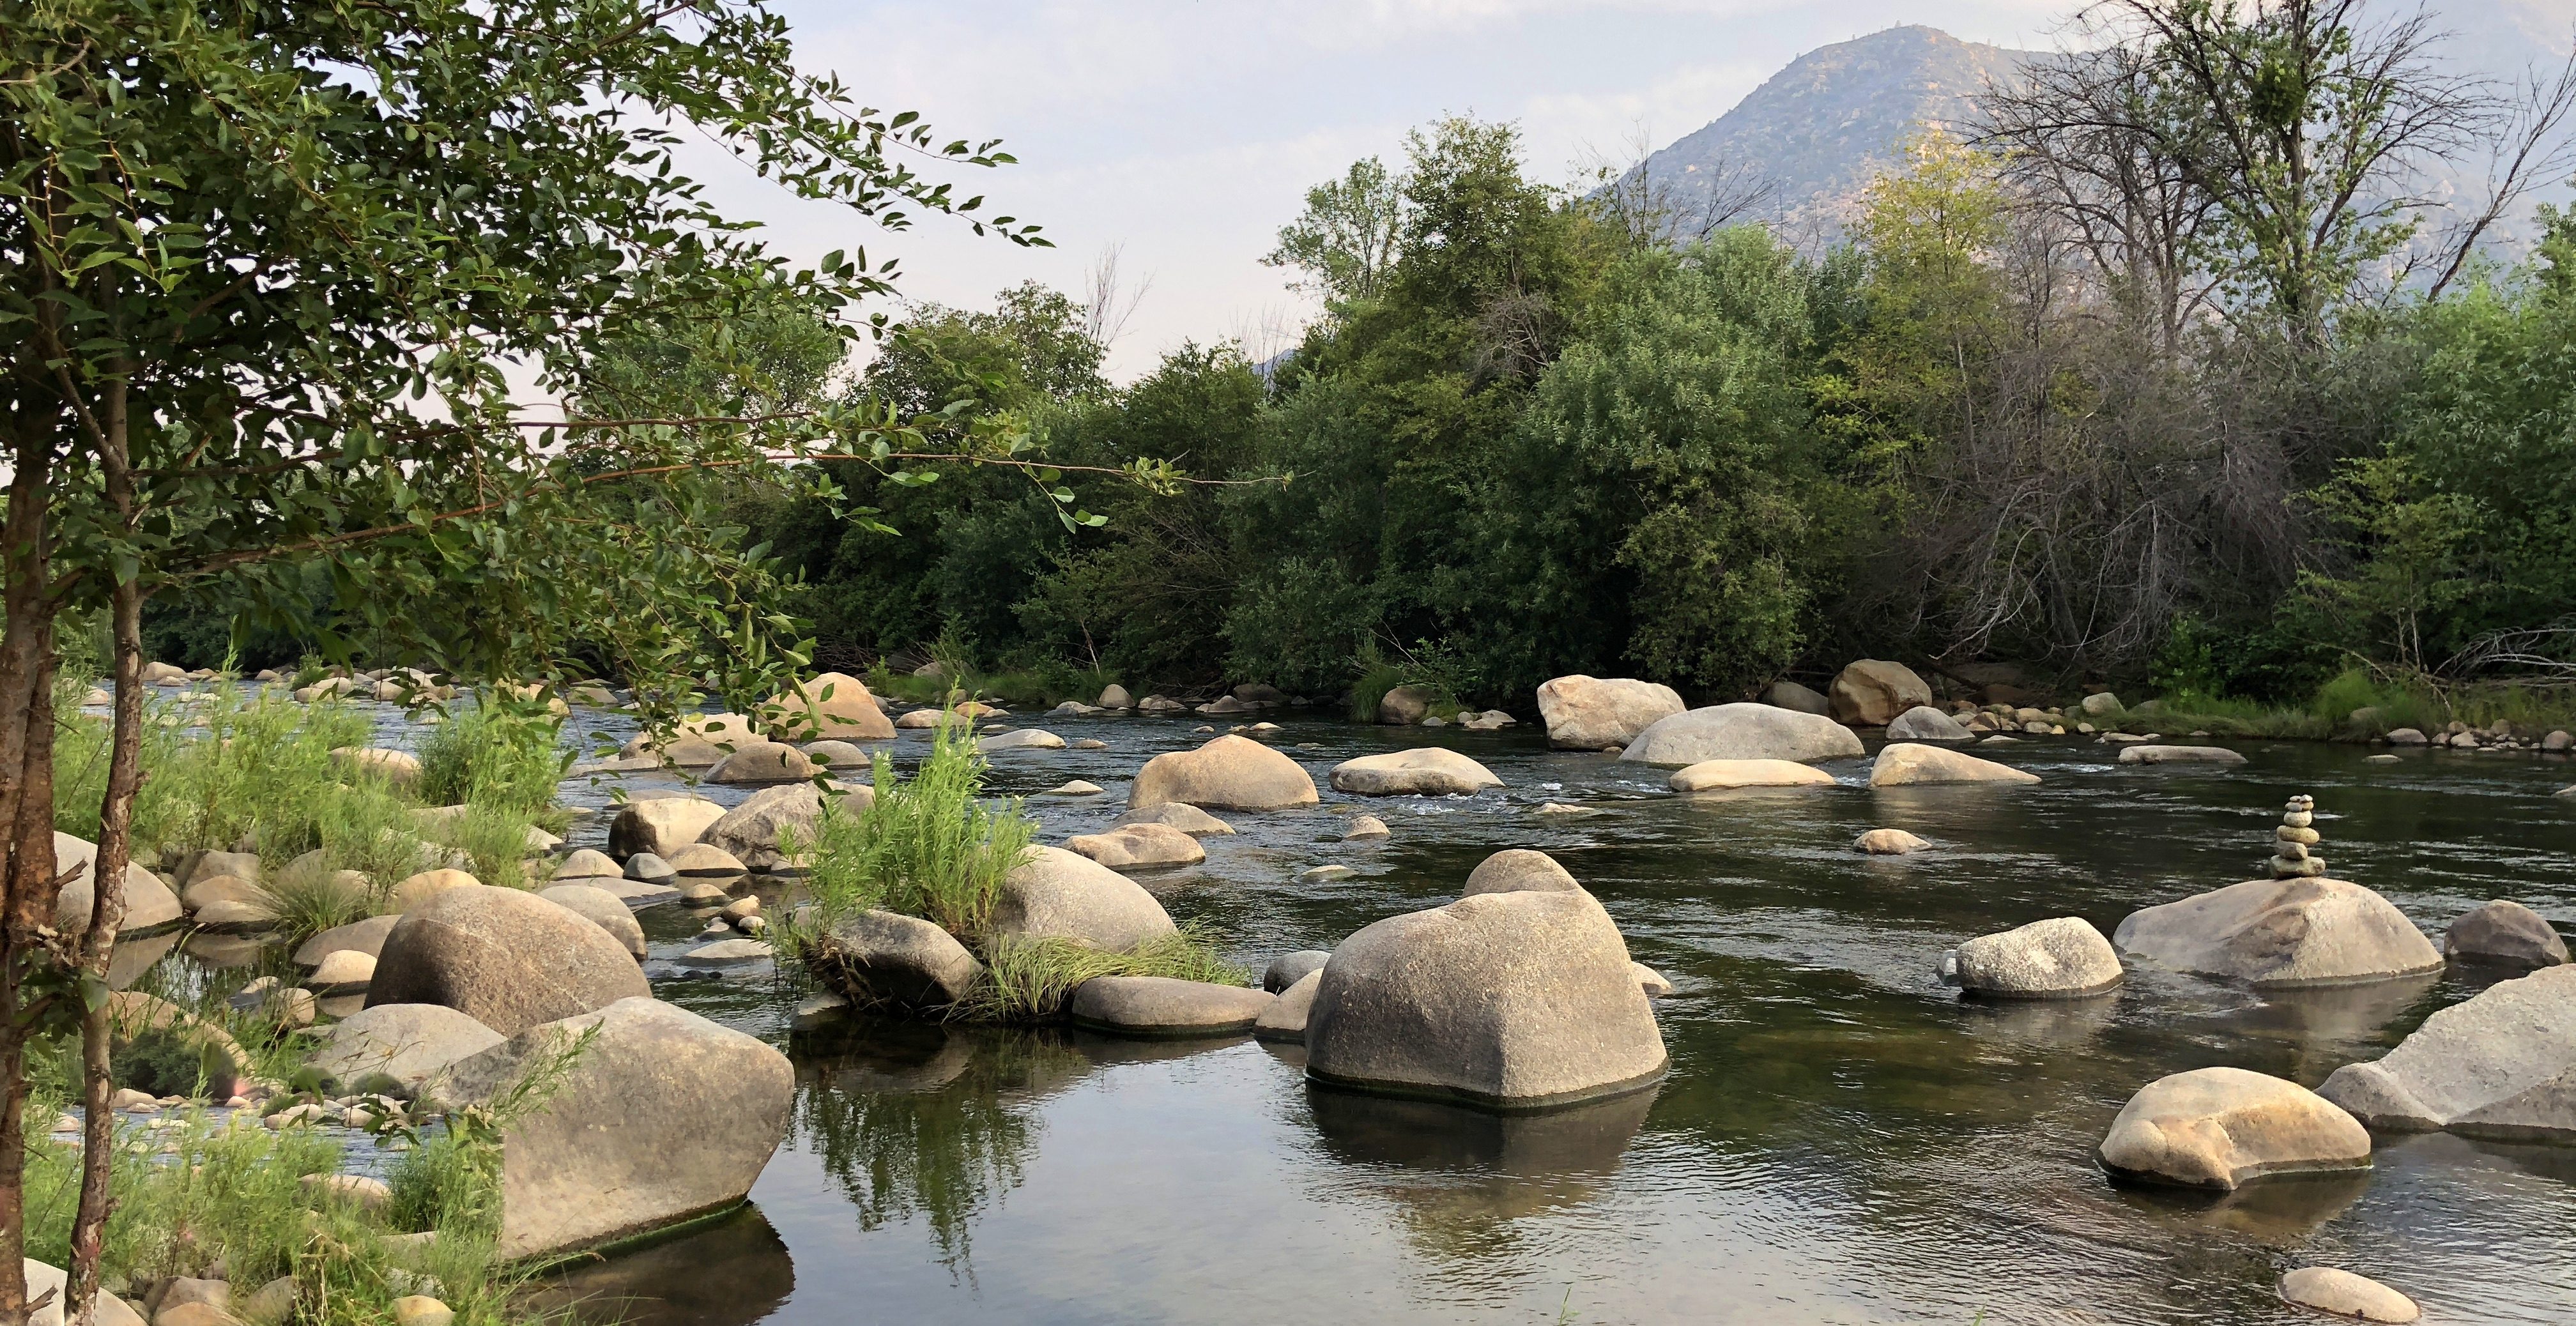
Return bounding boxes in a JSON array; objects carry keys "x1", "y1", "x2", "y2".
[{"x1": 2269, "y1": 795, "x2": 2325, "y2": 878}]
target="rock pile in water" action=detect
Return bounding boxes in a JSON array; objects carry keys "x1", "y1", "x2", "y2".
[{"x1": 2269, "y1": 794, "x2": 2324, "y2": 878}]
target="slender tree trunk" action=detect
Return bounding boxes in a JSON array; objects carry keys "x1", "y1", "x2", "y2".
[{"x1": 0, "y1": 417, "x2": 60, "y2": 1326}]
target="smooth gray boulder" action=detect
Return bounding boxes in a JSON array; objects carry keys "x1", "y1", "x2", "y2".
[
  {"x1": 2096, "y1": 1066, "x2": 2372, "y2": 1190},
  {"x1": 1328, "y1": 748, "x2": 1503, "y2": 796},
  {"x1": 1460, "y1": 849, "x2": 1581, "y2": 897},
  {"x1": 1305, "y1": 888, "x2": 1667, "y2": 1110},
  {"x1": 1884, "y1": 706, "x2": 1973, "y2": 742},
  {"x1": 295, "y1": 914, "x2": 401, "y2": 969},
  {"x1": 2318, "y1": 964, "x2": 2576, "y2": 1139},
  {"x1": 989, "y1": 846, "x2": 1179, "y2": 951},
  {"x1": 1068, "y1": 976, "x2": 1273, "y2": 1038},
  {"x1": 1254, "y1": 970, "x2": 1322, "y2": 1043},
  {"x1": 2443, "y1": 900, "x2": 2568, "y2": 968},
  {"x1": 625, "y1": 852, "x2": 677, "y2": 883},
  {"x1": 703, "y1": 782, "x2": 870, "y2": 874},
  {"x1": 1264, "y1": 950, "x2": 1331, "y2": 992},
  {"x1": 1763, "y1": 679, "x2": 1831, "y2": 715},
  {"x1": 553, "y1": 848, "x2": 621, "y2": 881},
  {"x1": 2114, "y1": 877, "x2": 2442, "y2": 988},
  {"x1": 1128, "y1": 734, "x2": 1318, "y2": 811},
  {"x1": 607, "y1": 795, "x2": 726, "y2": 858},
  {"x1": 367, "y1": 885, "x2": 650, "y2": 1035},
  {"x1": 820, "y1": 910, "x2": 985, "y2": 1009},
  {"x1": 1114, "y1": 802, "x2": 1236, "y2": 835},
  {"x1": 310, "y1": 1003, "x2": 505, "y2": 1095},
  {"x1": 537, "y1": 884, "x2": 648, "y2": 959},
  {"x1": 1618, "y1": 703, "x2": 1863, "y2": 768},
  {"x1": 678, "y1": 939, "x2": 772, "y2": 966},
  {"x1": 1533, "y1": 676, "x2": 1685, "y2": 749},
  {"x1": 705, "y1": 740, "x2": 816, "y2": 784},
  {"x1": 978, "y1": 728, "x2": 1065, "y2": 752},
  {"x1": 2119, "y1": 744, "x2": 2248, "y2": 765},
  {"x1": 664, "y1": 842, "x2": 747, "y2": 883},
  {"x1": 52, "y1": 831, "x2": 183, "y2": 935},
  {"x1": 1064, "y1": 823, "x2": 1206, "y2": 870},
  {"x1": 1940, "y1": 917, "x2": 2122, "y2": 998},
  {"x1": 424, "y1": 997, "x2": 793, "y2": 1261},
  {"x1": 2278, "y1": 1269, "x2": 2420, "y2": 1323},
  {"x1": 1869, "y1": 743, "x2": 2039, "y2": 786}
]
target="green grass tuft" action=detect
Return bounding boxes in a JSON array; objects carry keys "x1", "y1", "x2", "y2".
[
  {"x1": 963, "y1": 930, "x2": 1252, "y2": 1023},
  {"x1": 798, "y1": 720, "x2": 1032, "y2": 941}
]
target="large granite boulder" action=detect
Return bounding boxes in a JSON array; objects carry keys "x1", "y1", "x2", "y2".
[
  {"x1": 424, "y1": 997, "x2": 793, "y2": 1261},
  {"x1": 295, "y1": 914, "x2": 400, "y2": 969},
  {"x1": 1064, "y1": 823, "x2": 1206, "y2": 871},
  {"x1": 1884, "y1": 706, "x2": 1972, "y2": 742},
  {"x1": 1763, "y1": 680, "x2": 1830, "y2": 715},
  {"x1": 703, "y1": 782, "x2": 871, "y2": 874},
  {"x1": 1940, "y1": 917, "x2": 2123, "y2": 998},
  {"x1": 537, "y1": 885, "x2": 648, "y2": 959},
  {"x1": 367, "y1": 885, "x2": 650, "y2": 1035},
  {"x1": 2443, "y1": 900, "x2": 2568, "y2": 968},
  {"x1": 24, "y1": 1259, "x2": 146, "y2": 1326},
  {"x1": 1068, "y1": 976, "x2": 1273, "y2": 1038},
  {"x1": 606, "y1": 794, "x2": 727, "y2": 859},
  {"x1": 990, "y1": 846, "x2": 1179, "y2": 950},
  {"x1": 1264, "y1": 950, "x2": 1331, "y2": 992},
  {"x1": 1533, "y1": 676, "x2": 1685, "y2": 749},
  {"x1": 1828, "y1": 660, "x2": 1933, "y2": 726},
  {"x1": 2114, "y1": 878, "x2": 2442, "y2": 988},
  {"x1": 310, "y1": 1003, "x2": 505, "y2": 1095},
  {"x1": 762, "y1": 671, "x2": 895, "y2": 742},
  {"x1": 1618, "y1": 703, "x2": 1864, "y2": 768},
  {"x1": 1377, "y1": 685, "x2": 1438, "y2": 726},
  {"x1": 52, "y1": 832, "x2": 183, "y2": 935},
  {"x1": 978, "y1": 729, "x2": 1066, "y2": 752},
  {"x1": 617, "y1": 712, "x2": 756, "y2": 766},
  {"x1": 2119, "y1": 745, "x2": 2248, "y2": 765},
  {"x1": 1869, "y1": 743, "x2": 2041, "y2": 786},
  {"x1": 1128, "y1": 734, "x2": 1317, "y2": 811},
  {"x1": 820, "y1": 910, "x2": 984, "y2": 1010},
  {"x1": 703, "y1": 741, "x2": 815, "y2": 784},
  {"x1": 1328, "y1": 748, "x2": 1503, "y2": 796},
  {"x1": 2096, "y1": 1066, "x2": 2372, "y2": 1189},
  {"x1": 1305, "y1": 888, "x2": 1666, "y2": 1109},
  {"x1": 1667, "y1": 759, "x2": 1836, "y2": 792},
  {"x1": 2318, "y1": 964, "x2": 2576, "y2": 1139},
  {"x1": 1460, "y1": 849, "x2": 1581, "y2": 897}
]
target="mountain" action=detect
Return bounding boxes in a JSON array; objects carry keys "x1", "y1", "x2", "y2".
[{"x1": 1632, "y1": 25, "x2": 2028, "y2": 247}]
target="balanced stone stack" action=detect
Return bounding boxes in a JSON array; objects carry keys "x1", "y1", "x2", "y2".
[{"x1": 2270, "y1": 795, "x2": 2325, "y2": 879}]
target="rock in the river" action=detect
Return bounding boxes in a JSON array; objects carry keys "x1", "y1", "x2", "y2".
[
  {"x1": 2443, "y1": 900, "x2": 2569, "y2": 968},
  {"x1": 1328, "y1": 748, "x2": 1504, "y2": 796},
  {"x1": 1305, "y1": 888, "x2": 1666, "y2": 1109},
  {"x1": 1065, "y1": 823, "x2": 1207, "y2": 870},
  {"x1": 704, "y1": 782, "x2": 868, "y2": 874},
  {"x1": 678, "y1": 939, "x2": 771, "y2": 966},
  {"x1": 1265, "y1": 950, "x2": 1331, "y2": 992},
  {"x1": 1854, "y1": 828, "x2": 1929, "y2": 855},
  {"x1": 1254, "y1": 970, "x2": 1322, "y2": 1043},
  {"x1": 762, "y1": 672, "x2": 896, "y2": 742},
  {"x1": 553, "y1": 848, "x2": 622, "y2": 882},
  {"x1": 1667, "y1": 759, "x2": 1837, "y2": 792},
  {"x1": 537, "y1": 885, "x2": 648, "y2": 959},
  {"x1": 979, "y1": 728, "x2": 1066, "y2": 752},
  {"x1": 1535, "y1": 676, "x2": 1686, "y2": 749},
  {"x1": 1377, "y1": 685, "x2": 1438, "y2": 726},
  {"x1": 2317, "y1": 964, "x2": 2576, "y2": 1139},
  {"x1": 818, "y1": 910, "x2": 984, "y2": 1010},
  {"x1": 424, "y1": 996, "x2": 793, "y2": 1261},
  {"x1": 306, "y1": 949, "x2": 378, "y2": 995},
  {"x1": 367, "y1": 885, "x2": 650, "y2": 1035},
  {"x1": 1763, "y1": 680, "x2": 1831, "y2": 715},
  {"x1": 1884, "y1": 706, "x2": 1973, "y2": 742},
  {"x1": 625, "y1": 851, "x2": 677, "y2": 884},
  {"x1": 24, "y1": 1259, "x2": 146, "y2": 1326},
  {"x1": 1869, "y1": 743, "x2": 2040, "y2": 786},
  {"x1": 1037, "y1": 780, "x2": 1103, "y2": 796},
  {"x1": 332, "y1": 746, "x2": 422, "y2": 787},
  {"x1": 2384, "y1": 727, "x2": 2428, "y2": 745},
  {"x1": 1114, "y1": 803, "x2": 1237, "y2": 835},
  {"x1": 2119, "y1": 744, "x2": 2248, "y2": 765},
  {"x1": 1619, "y1": 703, "x2": 1864, "y2": 768},
  {"x1": 1343, "y1": 814, "x2": 1391, "y2": 839},
  {"x1": 705, "y1": 740, "x2": 815, "y2": 784},
  {"x1": 2096, "y1": 1066, "x2": 2372, "y2": 1189},
  {"x1": 1461, "y1": 849, "x2": 1581, "y2": 897},
  {"x1": 390, "y1": 867, "x2": 477, "y2": 913},
  {"x1": 617, "y1": 712, "x2": 758, "y2": 766},
  {"x1": 2278, "y1": 1269, "x2": 2418, "y2": 1323},
  {"x1": 990, "y1": 846, "x2": 1179, "y2": 950},
  {"x1": 1098, "y1": 683, "x2": 1134, "y2": 709},
  {"x1": 2080, "y1": 692, "x2": 2124, "y2": 716},
  {"x1": 52, "y1": 832, "x2": 184, "y2": 935},
  {"x1": 1068, "y1": 976, "x2": 1273, "y2": 1038},
  {"x1": 607, "y1": 795, "x2": 728, "y2": 859},
  {"x1": 1828, "y1": 660, "x2": 1933, "y2": 726},
  {"x1": 311, "y1": 1003, "x2": 505, "y2": 1095},
  {"x1": 1941, "y1": 917, "x2": 2122, "y2": 998},
  {"x1": 296, "y1": 914, "x2": 400, "y2": 969},
  {"x1": 2115, "y1": 876, "x2": 2440, "y2": 988},
  {"x1": 1632, "y1": 963, "x2": 1675, "y2": 997},
  {"x1": 1128, "y1": 734, "x2": 1318, "y2": 811},
  {"x1": 893, "y1": 708, "x2": 961, "y2": 731},
  {"x1": 664, "y1": 842, "x2": 747, "y2": 884}
]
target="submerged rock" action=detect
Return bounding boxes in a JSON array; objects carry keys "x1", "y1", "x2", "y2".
[
  {"x1": 2318, "y1": 964, "x2": 2576, "y2": 1140},
  {"x1": 1342, "y1": 814, "x2": 1391, "y2": 839},
  {"x1": 1869, "y1": 743, "x2": 2040, "y2": 786},
  {"x1": 1460, "y1": 849, "x2": 1581, "y2": 897},
  {"x1": 2097, "y1": 1066, "x2": 2372, "y2": 1190},
  {"x1": 2119, "y1": 744, "x2": 2248, "y2": 765},
  {"x1": 2442, "y1": 899, "x2": 2568, "y2": 969},
  {"x1": 2114, "y1": 877, "x2": 2441, "y2": 988},
  {"x1": 367, "y1": 885, "x2": 650, "y2": 1035},
  {"x1": 1828, "y1": 660, "x2": 1933, "y2": 726},
  {"x1": 1329, "y1": 748, "x2": 1504, "y2": 796},
  {"x1": 1667, "y1": 759, "x2": 1836, "y2": 792},
  {"x1": 1065, "y1": 823, "x2": 1206, "y2": 871},
  {"x1": 990, "y1": 846, "x2": 1178, "y2": 950},
  {"x1": 2278, "y1": 1269, "x2": 2418, "y2": 1323},
  {"x1": 1069, "y1": 976, "x2": 1273, "y2": 1038},
  {"x1": 1534, "y1": 675, "x2": 1685, "y2": 749},
  {"x1": 1883, "y1": 706, "x2": 1973, "y2": 742},
  {"x1": 1941, "y1": 917, "x2": 2122, "y2": 998},
  {"x1": 1619, "y1": 703, "x2": 1864, "y2": 767},
  {"x1": 1128, "y1": 734, "x2": 1318, "y2": 811}
]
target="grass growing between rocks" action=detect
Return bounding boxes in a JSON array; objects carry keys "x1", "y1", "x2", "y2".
[
  {"x1": 799, "y1": 722, "x2": 1032, "y2": 940},
  {"x1": 415, "y1": 701, "x2": 571, "y2": 821},
  {"x1": 2127, "y1": 669, "x2": 2576, "y2": 742},
  {"x1": 965, "y1": 931, "x2": 1252, "y2": 1023}
]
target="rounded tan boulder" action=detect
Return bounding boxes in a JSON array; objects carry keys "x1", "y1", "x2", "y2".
[
  {"x1": 537, "y1": 883, "x2": 648, "y2": 959},
  {"x1": 1328, "y1": 748, "x2": 1503, "y2": 796},
  {"x1": 1128, "y1": 734, "x2": 1318, "y2": 811},
  {"x1": 52, "y1": 831, "x2": 184, "y2": 936},
  {"x1": 1535, "y1": 676, "x2": 1685, "y2": 749},
  {"x1": 1869, "y1": 743, "x2": 2040, "y2": 786},
  {"x1": 310, "y1": 1002, "x2": 504, "y2": 1095},
  {"x1": 1619, "y1": 704, "x2": 1863, "y2": 767},
  {"x1": 1460, "y1": 849, "x2": 1581, "y2": 897},
  {"x1": 606, "y1": 793, "x2": 727, "y2": 858},
  {"x1": 2114, "y1": 877, "x2": 2442, "y2": 989},
  {"x1": 2097, "y1": 1066, "x2": 2370, "y2": 1189},
  {"x1": 990, "y1": 846, "x2": 1180, "y2": 950},
  {"x1": 1668, "y1": 759, "x2": 1837, "y2": 792},
  {"x1": 1828, "y1": 660, "x2": 1933, "y2": 726},
  {"x1": 703, "y1": 782, "x2": 870, "y2": 874},
  {"x1": 2278, "y1": 1268, "x2": 2419, "y2": 1323},
  {"x1": 762, "y1": 671, "x2": 895, "y2": 742},
  {"x1": 390, "y1": 868, "x2": 477, "y2": 913},
  {"x1": 332, "y1": 746, "x2": 423, "y2": 787},
  {"x1": 1065, "y1": 823, "x2": 1206, "y2": 871},
  {"x1": 367, "y1": 885, "x2": 650, "y2": 1035},
  {"x1": 705, "y1": 740, "x2": 815, "y2": 784},
  {"x1": 617, "y1": 712, "x2": 756, "y2": 766}
]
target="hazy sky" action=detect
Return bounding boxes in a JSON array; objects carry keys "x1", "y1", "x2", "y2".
[{"x1": 700, "y1": 0, "x2": 2576, "y2": 379}]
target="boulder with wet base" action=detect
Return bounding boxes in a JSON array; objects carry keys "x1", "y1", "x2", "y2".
[
  {"x1": 989, "y1": 846, "x2": 1179, "y2": 950},
  {"x1": 2318, "y1": 964, "x2": 2576, "y2": 1141},
  {"x1": 1128, "y1": 734, "x2": 1318, "y2": 811},
  {"x1": 2113, "y1": 877, "x2": 2441, "y2": 989},
  {"x1": 1328, "y1": 748, "x2": 1504, "y2": 796},
  {"x1": 1618, "y1": 704, "x2": 1863, "y2": 768},
  {"x1": 2097, "y1": 1066, "x2": 2372, "y2": 1190},
  {"x1": 1533, "y1": 676, "x2": 1685, "y2": 749}
]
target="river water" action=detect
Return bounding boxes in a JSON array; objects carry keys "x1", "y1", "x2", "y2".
[{"x1": 438, "y1": 708, "x2": 2576, "y2": 1323}]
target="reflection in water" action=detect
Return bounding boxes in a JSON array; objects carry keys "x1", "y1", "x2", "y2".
[
  {"x1": 1954, "y1": 991, "x2": 2119, "y2": 1048},
  {"x1": 525, "y1": 1205, "x2": 793, "y2": 1326},
  {"x1": 2235, "y1": 976, "x2": 2442, "y2": 1079},
  {"x1": 2112, "y1": 1170, "x2": 2376, "y2": 1245}
]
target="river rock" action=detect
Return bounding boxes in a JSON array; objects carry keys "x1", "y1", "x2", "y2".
[
  {"x1": 979, "y1": 729, "x2": 1066, "y2": 752},
  {"x1": 186, "y1": 851, "x2": 261, "y2": 888},
  {"x1": 1763, "y1": 680, "x2": 1831, "y2": 715},
  {"x1": 1619, "y1": 703, "x2": 1864, "y2": 767},
  {"x1": 1941, "y1": 917, "x2": 2122, "y2": 998},
  {"x1": 1128, "y1": 734, "x2": 1318, "y2": 811},
  {"x1": 537, "y1": 885, "x2": 648, "y2": 959},
  {"x1": 1328, "y1": 748, "x2": 1504, "y2": 796},
  {"x1": 607, "y1": 795, "x2": 727, "y2": 858},
  {"x1": 1264, "y1": 950, "x2": 1331, "y2": 992},
  {"x1": 1254, "y1": 970, "x2": 1322, "y2": 1043},
  {"x1": 1069, "y1": 976, "x2": 1273, "y2": 1038},
  {"x1": 677, "y1": 939, "x2": 770, "y2": 966},
  {"x1": 552, "y1": 848, "x2": 621, "y2": 882},
  {"x1": 1869, "y1": 743, "x2": 2040, "y2": 786},
  {"x1": 1854, "y1": 828, "x2": 1929, "y2": 855},
  {"x1": 617, "y1": 713, "x2": 756, "y2": 766},
  {"x1": 1065, "y1": 823, "x2": 1207, "y2": 870},
  {"x1": 390, "y1": 868, "x2": 477, "y2": 913},
  {"x1": 52, "y1": 832, "x2": 184, "y2": 935},
  {"x1": 2118, "y1": 744, "x2": 2248, "y2": 765},
  {"x1": 1461, "y1": 849, "x2": 1581, "y2": 897},
  {"x1": 367, "y1": 885, "x2": 650, "y2": 1035},
  {"x1": 1633, "y1": 962, "x2": 1675, "y2": 996},
  {"x1": 2278, "y1": 1268, "x2": 2418, "y2": 1323},
  {"x1": 1884, "y1": 706, "x2": 1973, "y2": 742},
  {"x1": 664, "y1": 842, "x2": 747, "y2": 884},
  {"x1": 704, "y1": 782, "x2": 869, "y2": 874},
  {"x1": 2385, "y1": 727, "x2": 2428, "y2": 745},
  {"x1": 310, "y1": 1003, "x2": 505, "y2": 1095},
  {"x1": 1667, "y1": 759, "x2": 1837, "y2": 792},
  {"x1": 2442, "y1": 899, "x2": 2568, "y2": 968},
  {"x1": 183, "y1": 874, "x2": 266, "y2": 915},
  {"x1": 1305, "y1": 888, "x2": 1666, "y2": 1109},
  {"x1": 1377, "y1": 685, "x2": 1438, "y2": 725},
  {"x1": 296, "y1": 914, "x2": 399, "y2": 968},
  {"x1": 819, "y1": 910, "x2": 984, "y2": 1009},
  {"x1": 1828, "y1": 660, "x2": 1933, "y2": 726},
  {"x1": 1534, "y1": 676, "x2": 1686, "y2": 749},
  {"x1": 424, "y1": 996, "x2": 792, "y2": 1261},
  {"x1": 2096, "y1": 1066, "x2": 2372, "y2": 1189},
  {"x1": 803, "y1": 739, "x2": 874, "y2": 772},
  {"x1": 705, "y1": 741, "x2": 815, "y2": 784},
  {"x1": 1344, "y1": 814, "x2": 1391, "y2": 839},
  {"x1": 893, "y1": 708, "x2": 960, "y2": 730},
  {"x1": 1098, "y1": 683, "x2": 1134, "y2": 709},
  {"x1": 2113, "y1": 877, "x2": 2442, "y2": 988},
  {"x1": 990, "y1": 846, "x2": 1179, "y2": 950},
  {"x1": 332, "y1": 747, "x2": 422, "y2": 787},
  {"x1": 24, "y1": 1259, "x2": 146, "y2": 1326},
  {"x1": 2317, "y1": 964, "x2": 2576, "y2": 1139},
  {"x1": 307, "y1": 949, "x2": 378, "y2": 995},
  {"x1": 1114, "y1": 802, "x2": 1236, "y2": 835},
  {"x1": 762, "y1": 672, "x2": 895, "y2": 742}
]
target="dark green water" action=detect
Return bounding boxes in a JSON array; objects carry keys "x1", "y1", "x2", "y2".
[{"x1": 542, "y1": 714, "x2": 2576, "y2": 1325}]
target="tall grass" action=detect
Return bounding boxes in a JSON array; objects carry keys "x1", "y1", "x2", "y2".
[
  {"x1": 967, "y1": 931, "x2": 1252, "y2": 1023},
  {"x1": 415, "y1": 699, "x2": 569, "y2": 816},
  {"x1": 54, "y1": 684, "x2": 374, "y2": 853},
  {"x1": 799, "y1": 722, "x2": 1032, "y2": 940},
  {"x1": 2133, "y1": 667, "x2": 2576, "y2": 740}
]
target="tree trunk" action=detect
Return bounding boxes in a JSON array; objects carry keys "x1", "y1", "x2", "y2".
[{"x1": 0, "y1": 419, "x2": 60, "y2": 1326}]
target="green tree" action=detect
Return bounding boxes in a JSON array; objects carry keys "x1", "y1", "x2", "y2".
[{"x1": 1264, "y1": 156, "x2": 1408, "y2": 308}]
